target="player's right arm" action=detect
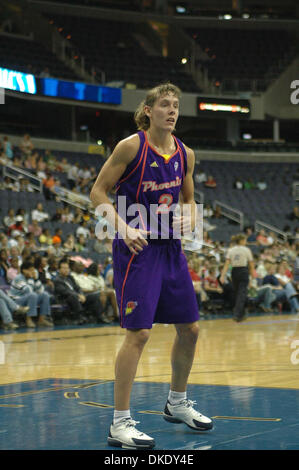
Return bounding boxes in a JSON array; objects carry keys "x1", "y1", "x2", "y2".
[{"x1": 90, "y1": 135, "x2": 149, "y2": 254}]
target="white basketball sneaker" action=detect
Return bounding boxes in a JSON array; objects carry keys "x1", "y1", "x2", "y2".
[
  {"x1": 163, "y1": 399, "x2": 213, "y2": 431},
  {"x1": 108, "y1": 418, "x2": 155, "y2": 449}
]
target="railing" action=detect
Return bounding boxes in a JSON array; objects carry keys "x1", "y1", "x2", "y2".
[
  {"x1": 212, "y1": 200, "x2": 244, "y2": 230},
  {"x1": 292, "y1": 182, "x2": 299, "y2": 201},
  {"x1": 1, "y1": 162, "x2": 93, "y2": 211},
  {"x1": 3, "y1": 164, "x2": 42, "y2": 192},
  {"x1": 254, "y1": 220, "x2": 288, "y2": 243}
]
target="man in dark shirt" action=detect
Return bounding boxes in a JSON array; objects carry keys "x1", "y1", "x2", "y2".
[{"x1": 54, "y1": 260, "x2": 104, "y2": 322}]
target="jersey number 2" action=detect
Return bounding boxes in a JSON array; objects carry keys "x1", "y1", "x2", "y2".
[{"x1": 156, "y1": 193, "x2": 173, "y2": 214}]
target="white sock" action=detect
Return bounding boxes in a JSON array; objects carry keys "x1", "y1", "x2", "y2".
[
  {"x1": 113, "y1": 409, "x2": 131, "y2": 425},
  {"x1": 168, "y1": 390, "x2": 187, "y2": 405}
]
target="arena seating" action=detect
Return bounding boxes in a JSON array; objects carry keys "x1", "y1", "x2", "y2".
[
  {"x1": 186, "y1": 27, "x2": 298, "y2": 91},
  {"x1": 0, "y1": 34, "x2": 80, "y2": 81},
  {"x1": 45, "y1": 14, "x2": 201, "y2": 92}
]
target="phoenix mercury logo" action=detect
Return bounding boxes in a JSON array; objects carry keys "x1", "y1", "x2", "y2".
[{"x1": 142, "y1": 176, "x2": 182, "y2": 192}]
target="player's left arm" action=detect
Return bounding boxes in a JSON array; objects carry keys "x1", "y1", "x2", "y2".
[{"x1": 176, "y1": 146, "x2": 197, "y2": 233}]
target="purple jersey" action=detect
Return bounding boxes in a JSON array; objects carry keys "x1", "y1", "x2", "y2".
[
  {"x1": 112, "y1": 131, "x2": 199, "y2": 328},
  {"x1": 115, "y1": 131, "x2": 187, "y2": 239}
]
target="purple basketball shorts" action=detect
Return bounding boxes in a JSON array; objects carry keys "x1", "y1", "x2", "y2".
[{"x1": 112, "y1": 238, "x2": 199, "y2": 329}]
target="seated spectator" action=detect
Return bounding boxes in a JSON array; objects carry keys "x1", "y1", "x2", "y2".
[
  {"x1": 76, "y1": 221, "x2": 91, "y2": 239},
  {"x1": 61, "y1": 206, "x2": 74, "y2": 223},
  {"x1": 31, "y1": 203, "x2": 49, "y2": 223},
  {"x1": 248, "y1": 280, "x2": 276, "y2": 312},
  {"x1": 63, "y1": 234, "x2": 76, "y2": 253},
  {"x1": 194, "y1": 170, "x2": 207, "y2": 184},
  {"x1": 8, "y1": 260, "x2": 53, "y2": 328},
  {"x1": 28, "y1": 220, "x2": 42, "y2": 238},
  {"x1": 3, "y1": 209, "x2": 15, "y2": 229},
  {"x1": 0, "y1": 248, "x2": 9, "y2": 283},
  {"x1": 24, "y1": 233, "x2": 39, "y2": 252},
  {"x1": 20, "y1": 134, "x2": 34, "y2": 157},
  {"x1": 262, "y1": 263, "x2": 299, "y2": 313},
  {"x1": 73, "y1": 208, "x2": 84, "y2": 224},
  {"x1": 42, "y1": 172, "x2": 56, "y2": 199},
  {"x1": 34, "y1": 255, "x2": 55, "y2": 294},
  {"x1": 0, "y1": 289, "x2": 29, "y2": 330},
  {"x1": 203, "y1": 267, "x2": 224, "y2": 300},
  {"x1": 67, "y1": 162, "x2": 79, "y2": 190},
  {"x1": 244, "y1": 179, "x2": 256, "y2": 189},
  {"x1": 39, "y1": 228, "x2": 53, "y2": 247},
  {"x1": 75, "y1": 234, "x2": 88, "y2": 252},
  {"x1": 52, "y1": 228, "x2": 63, "y2": 246},
  {"x1": 256, "y1": 179, "x2": 267, "y2": 190},
  {"x1": 204, "y1": 175, "x2": 217, "y2": 188},
  {"x1": 54, "y1": 260, "x2": 105, "y2": 323},
  {"x1": 16, "y1": 208, "x2": 29, "y2": 228},
  {"x1": 51, "y1": 208, "x2": 63, "y2": 222},
  {"x1": 2, "y1": 176, "x2": 19, "y2": 191},
  {"x1": 8, "y1": 215, "x2": 26, "y2": 237},
  {"x1": 6, "y1": 256, "x2": 21, "y2": 283},
  {"x1": 87, "y1": 262, "x2": 118, "y2": 320},
  {"x1": 233, "y1": 178, "x2": 243, "y2": 189},
  {"x1": 245, "y1": 226, "x2": 257, "y2": 243},
  {"x1": 288, "y1": 206, "x2": 299, "y2": 221},
  {"x1": 19, "y1": 178, "x2": 34, "y2": 192},
  {"x1": 257, "y1": 229, "x2": 272, "y2": 247},
  {"x1": 203, "y1": 204, "x2": 213, "y2": 218}
]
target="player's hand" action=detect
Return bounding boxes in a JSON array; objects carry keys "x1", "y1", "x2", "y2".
[{"x1": 124, "y1": 226, "x2": 150, "y2": 255}]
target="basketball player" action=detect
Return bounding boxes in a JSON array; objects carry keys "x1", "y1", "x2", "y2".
[{"x1": 90, "y1": 83, "x2": 213, "y2": 449}]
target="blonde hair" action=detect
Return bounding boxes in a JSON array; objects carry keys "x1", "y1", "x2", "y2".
[
  {"x1": 231, "y1": 233, "x2": 247, "y2": 245},
  {"x1": 134, "y1": 82, "x2": 181, "y2": 131}
]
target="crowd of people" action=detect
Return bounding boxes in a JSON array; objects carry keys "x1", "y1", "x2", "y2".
[{"x1": 0, "y1": 134, "x2": 298, "y2": 330}]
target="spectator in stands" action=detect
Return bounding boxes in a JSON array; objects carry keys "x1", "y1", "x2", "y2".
[
  {"x1": 63, "y1": 234, "x2": 76, "y2": 253},
  {"x1": 194, "y1": 170, "x2": 207, "y2": 184},
  {"x1": 248, "y1": 279, "x2": 276, "y2": 313},
  {"x1": 70, "y1": 261, "x2": 113, "y2": 323},
  {"x1": 257, "y1": 229, "x2": 272, "y2": 247},
  {"x1": 54, "y1": 259, "x2": 104, "y2": 324},
  {"x1": 24, "y1": 233, "x2": 39, "y2": 252},
  {"x1": 39, "y1": 228, "x2": 53, "y2": 247},
  {"x1": 288, "y1": 206, "x2": 299, "y2": 221},
  {"x1": 233, "y1": 178, "x2": 243, "y2": 189},
  {"x1": 86, "y1": 262, "x2": 118, "y2": 320},
  {"x1": 204, "y1": 175, "x2": 217, "y2": 188},
  {"x1": 203, "y1": 267, "x2": 224, "y2": 301},
  {"x1": 8, "y1": 216, "x2": 26, "y2": 238},
  {"x1": 6, "y1": 256, "x2": 21, "y2": 283},
  {"x1": 20, "y1": 134, "x2": 34, "y2": 157},
  {"x1": 0, "y1": 234, "x2": 8, "y2": 250},
  {"x1": 43, "y1": 172, "x2": 56, "y2": 199},
  {"x1": 73, "y1": 208, "x2": 83, "y2": 224},
  {"x1": 2, "y1": 136, "x2": 13, "y2": 160},
  {"x1": 3, "y1": 176, "x2": 19, "y2": 191},
  {"x1": 9, "y1": 260, "x2": 53, "y2": 328},
  {"x1": 76, "y1": 220, "x2": 91, "y2": 239},
  {"x1": 3, "y1": 209, "x2": 16, "y2": 230},
  {"x1": 28, "y1": 219, "x2": 42, "y2": 238},
  {"x1": 52, "y1": 228, "x2": 63, "y2": 246},
  {"x1": 61, "y1": 206, "x2": 74, "y2": 223},
  {"x1": 75, "y1": 234, "x2": 87, "y2": 252},
  {"x1": 262, "y1": 263, "x2": 299, "y2": 313},
  {"x1": 245, "y1": 226, "x2": 257, "y2": 243},
  {"x1": 203, "y1": 204, "x2": 213, "y2": 218},
  {"x1": 51, "y1": 208, "x2": 63, "y2": 222},
  {"x1": 0, "y1": 289, "x2": 29, "y2": 330},
  {"x1": 67, "y1": 162, "x2": 79, "y2": 190},
  {"x1": 31, "y1": 203, "x2": 49, "y2": 223},
  {"x1": 9, "y1": 246, "x2": 22, "y2": 266},
  {"x1": 16, "y1": 208, "x2": 29, "y2": 229},
  {"x1": 257, "y1": 179, "x2": 267, "y2": 191},
  {"x1": 34, "y1": 255, "x2": 55, "y2": 295},
  {"x1": 0, "y1": 248, "x2": 9, "y2": 282},
  {"x1": 19, "y1": 178, "x2": 34, "y2": 192}
]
